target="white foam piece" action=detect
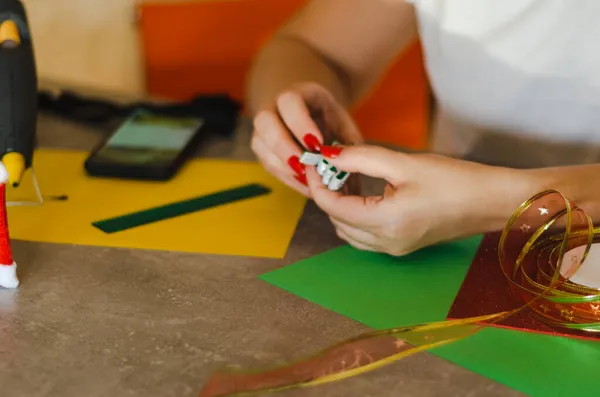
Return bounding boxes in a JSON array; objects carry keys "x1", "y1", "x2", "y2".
[
  {"x1": 328, "y1": 171, "x2": 350, "y2": 191},
  {"x1": 322, "y1": 166, "x2": 337, "y2": 185},
  {"x1": 316, "y1": 159, "x2": 329, "y2": 176},
  {"x1": 299, "y1": 152, "x2": 323, "y2": 166}
]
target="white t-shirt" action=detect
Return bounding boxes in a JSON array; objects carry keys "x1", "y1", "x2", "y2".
[{"x1": 406, "y1": 0, "x2": 600, "y2": 167}]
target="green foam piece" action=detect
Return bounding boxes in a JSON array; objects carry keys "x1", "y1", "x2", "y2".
[
  {"x1": 93, "y1": 183, "x2": 271, "y2": 233},
  {"x1": 260, "y1": 237, "x2": 600, "y2": 397}
]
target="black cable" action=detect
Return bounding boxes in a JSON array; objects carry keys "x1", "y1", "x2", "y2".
[{"x1": 37, "y1": 89, "x2": 242, "y2": 137}]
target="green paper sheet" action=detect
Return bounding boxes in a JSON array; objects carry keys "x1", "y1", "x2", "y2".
[{"x1": 260, "y1": 238, "x2": 600, "y2": 397}]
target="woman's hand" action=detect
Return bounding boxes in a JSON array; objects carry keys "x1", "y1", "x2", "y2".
[
  {"x1": 251, "y1": 82, "x2": 363, "y2": 197},
  {"x1": 306, "y1": 144, "x2": 537, "y2": 255}
]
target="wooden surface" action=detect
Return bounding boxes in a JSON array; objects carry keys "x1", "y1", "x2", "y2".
[{"x1": 0, "y1": 82, "x2": 524, "y2": 397}]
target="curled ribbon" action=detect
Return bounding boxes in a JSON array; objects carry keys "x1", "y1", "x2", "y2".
[{"x1": 198, "y1": 190, "x2": 600, "y2": 397}]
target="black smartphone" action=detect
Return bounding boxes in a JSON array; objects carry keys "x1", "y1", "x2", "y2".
[{"x1": 84, "y1": 109, "x2": 206, "y2": 181}]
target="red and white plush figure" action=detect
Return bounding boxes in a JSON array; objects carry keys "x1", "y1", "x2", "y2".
[{"x1": 0, "y1": 162, "x2": 18, "y2": 289}]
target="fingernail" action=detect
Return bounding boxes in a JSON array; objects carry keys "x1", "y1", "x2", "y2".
[
  {"x1": 294, "y1": 174, "x2": 308, "y2": 186},
  {"x1": 303, "y1": 133, "x2": 322, "y2": 152},
  {"x1": 320, "y1": 145, "x2": 343, "y2": 158},
  {"x1": 287, "y1": 155, "x2": 306, "y2": 175}
]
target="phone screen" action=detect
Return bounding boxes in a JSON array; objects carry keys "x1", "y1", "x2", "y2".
[{"x1": 92, "y1": 110, "x2": 204, "y2": 167}]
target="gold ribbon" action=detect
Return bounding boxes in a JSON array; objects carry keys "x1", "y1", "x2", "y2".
[{"x1": 198, "y1": 190, "x2": 600, "y2": 397}]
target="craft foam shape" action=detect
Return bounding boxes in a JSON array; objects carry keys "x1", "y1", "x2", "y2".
[
  {"x1": 321, "y1": 166, "x2": 337, "y2": 185},
  {"x1": 300, "y1": 151, "x2": 350, "y2": 191},
  {"x1": 328, "y1": 171, "x2": 350, "y2": 191},
  {"x1": 259, "y1": 239, "x2": 600, "y2": 397},
  {"x1": 324, "y1": 141, "x2": 350, "y2": 190},
  {"x1": 0, "y1": 161, "x2": 18, "y2": 289},
  {"x1": 299, "y1": 152, "x2": 322, "y2": 166},
  {"x1": 6, "y1": 149, "x2": 306, "y2": 258},
  {"x1": 316, "y1": 159, "x2": 329, "y2": 176}
]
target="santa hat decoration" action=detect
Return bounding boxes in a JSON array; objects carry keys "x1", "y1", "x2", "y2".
[{"x1": 0, "y1": 161, "x2": 18, "y2": 289}]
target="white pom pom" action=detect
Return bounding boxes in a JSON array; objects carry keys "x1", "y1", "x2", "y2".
[
  {"x1": 0, "y1": 162, "x2": 8, "y2": 184},
  {"x1": 0, "y1": 262, "x2": 19, "y2": 289}
]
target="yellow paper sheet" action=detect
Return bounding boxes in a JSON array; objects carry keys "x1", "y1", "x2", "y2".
[{"x1": 6, "y1": 149, "x2": 306, "y2": 258}]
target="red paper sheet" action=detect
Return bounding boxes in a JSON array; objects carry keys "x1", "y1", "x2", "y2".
[{"x1": 447, "y1": 233, "x2": 600, "y2": 342}]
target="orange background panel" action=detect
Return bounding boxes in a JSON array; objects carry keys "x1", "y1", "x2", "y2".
[
  {"x1": 137, "y1": 0, "x2": 428, "y2": 150},
  {"x1": 138, "y1": 0, "x2": 307, "y2": 102},
  {"x1": 352, "y1": 42, "x2": 428, "y2": 150}
]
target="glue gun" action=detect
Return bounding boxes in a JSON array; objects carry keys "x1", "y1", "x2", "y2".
[{"x1": 0, "y1": 0, "x2": 37, "y2": 187}]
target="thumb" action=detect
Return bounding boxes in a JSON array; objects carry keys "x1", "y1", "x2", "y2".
[
  {"x1": 319, "y1": 144, "x2": 404, "y2": 182},
  {"x1": 276, "y1": 90, "x2": 325, "y2": 151}
]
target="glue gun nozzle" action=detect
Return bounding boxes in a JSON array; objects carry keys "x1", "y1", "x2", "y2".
[
  {"x1": 0, "y1": 20, "x2": 21, "y2": 48},
  {"x1": 2, "y1": 152, "x2": 26, "y2": 188}
]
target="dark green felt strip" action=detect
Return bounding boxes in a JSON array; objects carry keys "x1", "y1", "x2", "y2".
[{"x1": 92, "y1": 183, "x2": 271, "y2": 233}]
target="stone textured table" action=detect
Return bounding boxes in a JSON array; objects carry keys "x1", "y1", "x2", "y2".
[{"x1": 0, "y1": 84, "x2": 524, "y2": 397}]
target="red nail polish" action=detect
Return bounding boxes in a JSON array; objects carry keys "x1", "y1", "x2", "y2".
[
  {"x1": 294, "y1": 174, "x2": 308, "y2": 186},
  {"x1": 320, "y1": 145, "x2": 343, "y2": 158},
  {"x1": 303, "y1": 133, "x2": 322, "y2": 152},
  {"x1": 287, "y1": 155, "x2": 306, "y2": 175}
]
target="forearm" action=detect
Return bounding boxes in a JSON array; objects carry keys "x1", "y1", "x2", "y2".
[
  {"x1": 469, "y1": 163, "x2": 600, "y2": 236},
  {"x1": 246, "y1": 35, "x2": 353, "y2": 115},
  {"x1": 527, "y1": 164, "x2": 600, "y2": 221}
]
